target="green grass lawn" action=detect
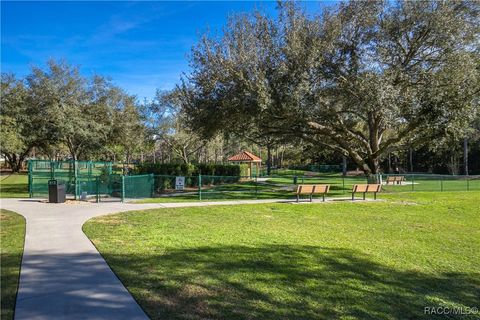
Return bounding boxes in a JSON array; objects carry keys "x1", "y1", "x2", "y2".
[
  {"x1": 84, "y1": 191, "x2": 480, "y2": 319},
  {"x1": 136, "y1": 173, "x2": 479, "y2": 203},
  {"x1": 0, "y1": 174, "x2": 28, "y2": 198},
  {"x1": 1, "y1": 210, "x2": 26, "y2": 320}
]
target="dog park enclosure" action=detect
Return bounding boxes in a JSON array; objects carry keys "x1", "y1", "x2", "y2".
[
  {"x1": 27, "y1": 160, "x2": 480, "y2": 202},
  {"x1": 28, "y1": 160, "x2": 153, "y2": 200}
]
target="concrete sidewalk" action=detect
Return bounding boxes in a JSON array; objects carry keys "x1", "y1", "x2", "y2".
[{"x1": 0, "y1": 198, "x2": 290, "y2": 320}]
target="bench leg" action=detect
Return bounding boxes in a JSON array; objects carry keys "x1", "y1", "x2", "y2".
[
  {"x1": 323, "y1": 194, "x2": 325, "y2": 202},
  {"x1": 297, "y1": 195, "x2": 299, "y2": 203},
  {"x1": 352, "y1": 193, "x2": 354, "y2": 201},
  {"x1": 310, "y1": 194, "x2": 312, "y2": 202},
  {"x1": 363, "y1": 193, "x2": 365, "y2": 200},
  {"x1": 374, "y1": 192, "x2": 377, "y2": 200}
]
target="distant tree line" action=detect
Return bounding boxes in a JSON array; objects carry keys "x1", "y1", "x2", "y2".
[{"x1": 1, "y1": 60, "x2": 150, "y2": 171}]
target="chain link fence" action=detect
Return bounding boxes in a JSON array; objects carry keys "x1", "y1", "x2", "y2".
[
  {"x1": 28, "y1": 161, "x2": 480, "y2": 202},
  {"x1": 144, "y1": 173, "x2": 480, "y2": 202}
]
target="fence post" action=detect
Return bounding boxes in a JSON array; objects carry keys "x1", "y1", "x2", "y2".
[
  {"x1": 121, "y1": 175, "x2": 125, "y2": 202},
  {"x1": 467, "y1": 178, "x2": 470, "y2": 191},
  {"x1": 150, "y1": 174, "x2": 154, "y2": 197},
  {"x1": 198, "y1": 174, "x2": 202, "y2": 201},
  {"x1": 411, "y1": 174, "x2": 414, "y2": 191},
  {"x1": 342, "y1": 175, "x2": 345, "y2": 194},
  {"x1": 74, "y1": 160, "x2": 78, "y2": 200},
  {"x1": 28, "y1": 161, "x2": 33, "y2": 198},
  {"x1": 50, "y1": 160, "x2": 54, "y2": 180},
  {"x1": 255, "y1": 174, "x2": 258, "y2": 199},
  {"x1": 440, "y1": 178, "x2": 443, "y2": 192},
  {"x1": 96, "y1": 176, "x2": 99, "y2": 203}
]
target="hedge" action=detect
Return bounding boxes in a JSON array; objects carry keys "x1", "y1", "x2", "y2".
[
  {"x1": 136, "y1": 163, "x2": 241, "y2": 177},
  {"x1": 194, "y1": 164, "x2": 240, "y2": 176},
  {"x1": 136, "y1": 163, "x2": 243, "y2": 194},
  {"x1": 135, "y1": 163, "x2": 193, "y2": 176}
]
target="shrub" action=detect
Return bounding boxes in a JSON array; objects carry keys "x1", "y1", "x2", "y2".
[
  {"x1": 239, "y1": 164, "x2": 249, "y2": 177},
  {"x1": 137, "y1": 163, "x2": 241, "y2": 177},
  {"x1": 136, "y1": 163, "x2": 194, "y2": 176},
  {"x1": 195, "y1": 164, "x2": 240, "y2": 176},
  {"x1": 138, "y1": 163, "x2": 242, "y2": 193}
]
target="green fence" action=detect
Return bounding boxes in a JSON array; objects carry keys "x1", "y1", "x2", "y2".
[
  {"x1": 147, "y1": 174, "x2": 361, "y2": 201},
  {"x1": 124, "y1": 174, "x2": 154, "y2": 199},
  {"x1": 145, "y1": 173, "x2": 480, "y2": 202},
  {"x1": 28, "y1": 160, "x2": 151, "y2": 201},
  {"x1": 380, "y1": 173, "x2": 480, "y2": 193},
  {"x1": 28, "y1": 160, "x2": 113, "y2": 198},
  {"x1": 29, "y1": 162, "x2": 480, "y2": 202}
]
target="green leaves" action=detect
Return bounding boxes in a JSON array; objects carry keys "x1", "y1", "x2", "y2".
[
  {"x1": 1, "y1": 60, "x2": 151, "y2": 164},
  {"x1": 180, "y1": 1, "x2": 479, "y2": 175}
]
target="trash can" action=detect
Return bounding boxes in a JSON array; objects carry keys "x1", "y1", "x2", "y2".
[
  {"x1": 48, "y1": 180, "x2": 66, "y2": 203},
  {"x1": 293, "y1": 176, "x2": 298, "y2": 184}
]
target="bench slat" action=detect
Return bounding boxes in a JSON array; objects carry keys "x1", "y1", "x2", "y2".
[
  {"x1": 295, "y1": 184, "x2": 330, "y2": 202},
  {"x1": 313, "y1": 185, "x2": 329, "y2": 194}
]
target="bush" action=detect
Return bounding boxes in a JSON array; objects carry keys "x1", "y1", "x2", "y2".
[
  {"x1": 137, "y1": 163, "x2": 241, "y2": 177},
  {"x1": 138, "y1": 163, "x2": 242, "y2": 193},
  {"x1": 194, "y1": 164, "x2": 240, "y2": 176},
  {"x1": 136, "y1": 163, "x2": 195, "y2": 176},
  {"x1": 239, "y1": 164, "x2": 249, "y2": 177}
]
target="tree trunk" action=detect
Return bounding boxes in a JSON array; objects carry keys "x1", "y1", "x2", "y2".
[
  {"x1": 181, "y1": 148, "x2": 189, "y2": 164},
  {"x1": 388, "y1": 153, "x2": 392, "y2": 173},
  {"x1": 409, "y1": 148, "x2": 414, "y2": 173},
  {"x1": 280, "y1": 147, "x2": 285, "y2": 168},
  {"x1": 464, "y1": 138, "x2": 469, "y2": 175},
  {"x1": 4, "y1": 153, "x2": 27, "y2": 173},
  {"x1": 266, "y1": 144, "x2": 272, "y2": 176}
]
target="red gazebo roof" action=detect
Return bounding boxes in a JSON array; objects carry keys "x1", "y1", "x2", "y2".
[{"x1": 227, "y1": 151, "x2": 262, "y2": 162}]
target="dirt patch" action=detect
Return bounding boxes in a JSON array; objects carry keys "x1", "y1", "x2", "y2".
[
  {"x1": 388, "y1": 201, "x2": 418, "y2": 205},
  {"x1": 94, "y1": 216, "x2": 126, "y2": 225},
  {"x1": 0, "y1": 213, "x2": 13, "y2": 221}
]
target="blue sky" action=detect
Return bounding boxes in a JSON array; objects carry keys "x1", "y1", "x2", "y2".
[{"x1": 2, "y1": 1, "x2": 325, "y2": 100}]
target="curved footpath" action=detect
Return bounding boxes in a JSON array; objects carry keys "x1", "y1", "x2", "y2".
[{"x1": 0, "y1": 198, "x2": 288, "y2": 320}]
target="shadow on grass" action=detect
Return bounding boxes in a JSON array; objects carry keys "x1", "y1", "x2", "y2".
[
  {"x1": 98, "y1": 245, "x2": 480, "y2": 320},
  {"x1": 1, "y1": 211, "x2": 25, "y2": 320},
  {"x1": 0, "y1": 252, "x2": 23, "y2": 320},
  {"x1": 0, "y1": 183, "x2": 29, "y2": 198}
]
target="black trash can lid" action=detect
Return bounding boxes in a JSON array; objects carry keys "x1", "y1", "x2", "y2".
[{"x1": 48, "y1": 180, "x2": 65, "y2": 186}]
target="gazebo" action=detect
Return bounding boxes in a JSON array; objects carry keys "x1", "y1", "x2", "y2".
[{"x1": 227, "y1": 151, "x2": 262, "y2": 178}]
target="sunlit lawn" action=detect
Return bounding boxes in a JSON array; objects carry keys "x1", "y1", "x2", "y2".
[
  {"x1": 0, "y1": 174, "x2": 28, "y2": 198},
  {"x1": 84, "y1": 191, "x2": 480, "y2": 319},
  {"x1": 0, "y1": 210, "x2": 26, "y2": 320},
  {"x1": 136, "y1": 173, "x2": 480, "y2": 203}
]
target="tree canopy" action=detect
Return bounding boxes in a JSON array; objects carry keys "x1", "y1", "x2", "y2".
[
  {"x1": 0, "y1": 60, "x2": 150, "y2": 171},
  {"x1": 179, "y1": 1, "x2": 480, "y2": 176}
]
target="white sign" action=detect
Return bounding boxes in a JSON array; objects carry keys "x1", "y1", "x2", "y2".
[{"x1": 175, "y1": 176, "x2": 185, "y2": 190}]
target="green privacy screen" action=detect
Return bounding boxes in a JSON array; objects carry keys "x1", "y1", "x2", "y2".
[
  {"x1": 28, "y1": 160, "x2": 154, "y2": 201},
  {"x1": 123, "y1": 174, "x2": 154, "y2": 199},
  {"x1": 28, "y1": 160, "x2": 113, "y2": 198}
]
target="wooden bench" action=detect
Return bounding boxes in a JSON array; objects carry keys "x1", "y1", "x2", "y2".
[
  {"x1": 296, "y1": 184, "x2": 330, "y2": 202},
  {"x1": 386, "y1": 176, "x2": 405, "y2": 185},
  {"x1": 352, "y1": 184, "x2": 381, "y2": 200}
]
